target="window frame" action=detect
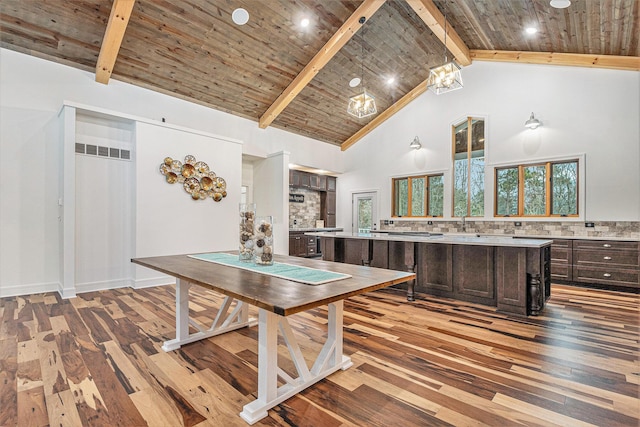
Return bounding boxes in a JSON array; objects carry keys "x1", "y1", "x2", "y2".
[
  {"x1": 452, "y1": 116, "x2": 485, "y2": 217},
  {"x1": 391, "y1": 173, "x2": 444, "y2": 218},
  {"x1": 494, "y1": 159, "x2": 580, "y2": 218}
]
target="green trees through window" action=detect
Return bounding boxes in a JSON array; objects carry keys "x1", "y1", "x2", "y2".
[
  {"x1": 453, "y1": 117, "x2": 485, "y2": 217},
  {"x1": 392, "y1": 174, "x2": 444, "y2": 217},
  {"x1": 495, "y1": 160, "x2": 578, "y2": 217}
]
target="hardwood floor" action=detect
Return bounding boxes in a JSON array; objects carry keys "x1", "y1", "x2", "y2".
[{"x1": 1, "y1": 284, "x2": 638, "y2": 426}]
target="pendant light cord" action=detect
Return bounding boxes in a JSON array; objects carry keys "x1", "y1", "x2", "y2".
[
  {"x1": 361, "y1": 17, "x2": 366, "y2": 90},
  {"x1": 443, "y1": 0, "x2": 448, "y2": 63}
]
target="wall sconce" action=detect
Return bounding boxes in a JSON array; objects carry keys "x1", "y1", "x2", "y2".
[
  {"x1": 409, "y1": 136, "x2": 422, "y2": 150},
  {"x1": 524, "y1": 112, "x2": 542, "y2": 130}
]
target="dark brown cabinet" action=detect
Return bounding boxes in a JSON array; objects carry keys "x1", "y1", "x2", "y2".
[
  {"x1": 572, "y1": 239, "x2": 639, "y2": 289},
  {"x1": 416, "y1": 244, "x2": 453, "y2": 294},
  {"x1": 326, "y1": 176, "x2": 336, "y2": 191},
  {"x1": 289, "y1": 233, "x2": 307, "y2": 257},
  {"x1": 547, "y1": 238, "x2": 639, "y2": 290},
  {"x1": 289, "y1": 232, "x2": 320, "y2": 257},
  {"x1": 550, "y1": 239, "x2": 573, "y2": 281},
  {"x1": 321, "y1": 191, "x2": 336, "y2": 227},
  {"x1": 453, "y1": 246, "x2": 496, "y2": 306},
  {"x1": 309, "y1": 174, "x2": 326, "y2": 190},
  {"x1": 322, "y1": 236, "x2": 550, "y2": 316}
]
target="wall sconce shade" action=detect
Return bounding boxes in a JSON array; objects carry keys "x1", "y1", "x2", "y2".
[
  {"x1": 409, "y1": 136, "x2": 422, "y2": 150},
  {"x1": 524, "y1": 112, "x2": 542, "y2": 129}
]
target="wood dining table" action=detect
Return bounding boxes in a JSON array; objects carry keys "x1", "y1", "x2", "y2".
[{"x1": 132, "y1": 251, "x2": 415, "y2": 425}]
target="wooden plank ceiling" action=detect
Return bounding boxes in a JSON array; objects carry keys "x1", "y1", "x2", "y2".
[{"x1": 1, "y1": 0, "x2": 638, "y2": 149}]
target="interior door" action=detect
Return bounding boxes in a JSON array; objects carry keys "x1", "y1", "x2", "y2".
[{"x1": 352, "y1": 192, "x2": 378, "y2": 232}]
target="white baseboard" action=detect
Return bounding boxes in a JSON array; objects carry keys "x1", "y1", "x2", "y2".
[
  {"x1": 133, "y1": 276, "x2": 175, "y2": 289},
  {"x1": 0, "y1": 281, "x2": 59, "y2": 298},
  {"x1": 0, "y1": 276, "x2": 174, "y2": 299},
  {"x1": 74, "y1": 278, "x2": 133, "y2": 294}
]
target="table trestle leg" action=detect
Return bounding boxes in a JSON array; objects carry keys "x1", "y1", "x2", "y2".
[
  {"x1": 162, "y1": 279, "x2": 257, "y2": 351},
  {"x1": 240, "y1": 300, "x2": 353, "y2": 425}
]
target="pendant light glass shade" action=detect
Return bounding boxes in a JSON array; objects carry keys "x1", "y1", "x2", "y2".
[
  {"x1": 427, "y1": 61, "x2": 463, "y2": 95},
  {"x1": 347, "y1": 89, "x2": 377, "y2": 118},
  {"x1": 348, "y1": 17, "x2": 376, "y2": 119},
  {"x1": 427, "y1": 0, "x2": 463, "y2": 95}
]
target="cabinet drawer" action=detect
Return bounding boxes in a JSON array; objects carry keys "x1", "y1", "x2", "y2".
[
  {"x1": 550, "y1": 262, "x2": 572, "y2": 281},
  {"x1": 573, "y1": 240, "x2": 639, "y2": 251},
  {"x1": 551, "y1": 246, "x2": 571, "y2": 263},
  {"x1": 307, "y1": 236, "x2": 316, "y2": 245},
  {"x1": 307, "y1": 247, "x2": 316, "y2": 255},
  {"x1": 574, "y1": 249, "x2": 639, "y2": 268},
  {"x1": 573, "y1": 266, "x2": 639, "y2": 287}
]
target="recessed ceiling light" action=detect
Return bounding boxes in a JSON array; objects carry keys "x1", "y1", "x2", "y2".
[
  {"x1": 525, "y1": 27, "x2": 538, "y2": 35},
  {"x1": 349, "y1": 77, "x2": 361, "y2": 88},
  {"x1": 232, "y1": 8, "x2": 249, "y2": 25},
  {"x1": 550, "y1": 0, "x2": 571, "y2": 8},
  {"x1": 387, "y1": 77, "x2": 395, "y2": 85},
  {"x1": 300, "y1": 18, "x2": 310, "y2": 27}
]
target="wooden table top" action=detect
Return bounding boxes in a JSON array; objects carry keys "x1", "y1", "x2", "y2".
[{"x1": 132, "y1": 252, "x2": 415, "y2": 316}]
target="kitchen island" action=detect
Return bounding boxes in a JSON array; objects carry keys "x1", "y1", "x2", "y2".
[{"x1": 307, "y1": 231, "x2": 553, "y2": 316}]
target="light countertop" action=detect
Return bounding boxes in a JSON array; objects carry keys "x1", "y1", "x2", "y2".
[
  {"x1": 305, "y1": 231, "x2": 553, "y2": 248},
  {"x1": 290, "y1": 227, "x2": 343, "y2": 232}
]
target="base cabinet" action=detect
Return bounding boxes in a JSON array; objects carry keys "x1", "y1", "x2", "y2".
[
  {"x1": 323, "y1": 237, "x2": 550, "y2": 316},
  {"x1": 416, "y1": 244, "x2": 453, "y2": 294},
  {"x1": 550, "y1": 238, "x2": 639, "y2": 290},
  {"x1": 453, "y1": 246, "x2": 495, "y2": 306},
  {"x1": 289, "y1": 232, "x2": 319, "y2": 257},
  {"x1": 550, "y1": 239, "x2": 573, "y2": 281}
]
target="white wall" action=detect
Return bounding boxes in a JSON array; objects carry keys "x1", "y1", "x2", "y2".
[
  {"x1": 339, "y1": 61, "x2": 640, "y2": 229},
  {"x1": 134, "y1": 121, "x2": 242, "y2": 287},
  {"x1": 0, "y1": 48, "x2": 340, "y2": 297},
  {"x1": 253, "y1": 152, "x2": 290, "y2": 255}
]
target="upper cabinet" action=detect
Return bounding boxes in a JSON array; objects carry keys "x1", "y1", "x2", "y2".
[
  {"x1": 290, "y1": 170, "x2": 335, "y2": 192},
  {"x1": 326, "y1": 176, "x2": 336, "y2": 192}
]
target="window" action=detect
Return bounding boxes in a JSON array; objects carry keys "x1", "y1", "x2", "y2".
[
  {"x1": 495, "y1": 160, "x2": 578, "y2": 217},
  {"x1": 392, "y1": 174, "x2": 444, "y2": 217},
  {"x1": 453, "y1": 117, "x2": 485, "y2": 217}
]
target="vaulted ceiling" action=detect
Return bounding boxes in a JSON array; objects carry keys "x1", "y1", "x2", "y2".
[{"x1": 1, "y1": 1, "x2": 638, "y2": 150}]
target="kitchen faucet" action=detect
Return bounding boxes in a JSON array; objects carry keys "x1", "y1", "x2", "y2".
[{"x1": 461, "y1": 216, "x2": 466, "y2": 232}]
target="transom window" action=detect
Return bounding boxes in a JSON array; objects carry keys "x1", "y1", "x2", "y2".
[
  {"x1": 495, "y1": 160, "x2": 579, "y2": 217},
  {"x1": 453, "y1": 117, "x2": 485, "y2": 217},
  {"x1": 392, "y1": 174, "x2": 444, "y2": 217}
]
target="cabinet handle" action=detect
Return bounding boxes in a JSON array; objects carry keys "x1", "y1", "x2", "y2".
[
  {"x1": 603, "y1": 244, "x2": 612, "y2": 248},
  {"x1": 603, "y1": 256, "x2": 612, "y2": 260},
  {"x1": 603, "y1": 273, "x2": 612, "y2": 278}
]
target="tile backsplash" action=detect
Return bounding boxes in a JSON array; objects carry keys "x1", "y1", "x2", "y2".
[
  {"x1": 289, "y1": 188, "x2": 321, "y2": 228},
  {"x1": 381, "y1": 220, "x2": 639, "y2": 239}
]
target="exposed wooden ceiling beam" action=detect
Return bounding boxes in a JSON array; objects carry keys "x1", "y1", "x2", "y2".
[
  {"x1": 471, "y1": 50, "x2": 640, "y2": 71},
  {"x1": 258, "y1": 0, "x2": 386, "y2": 129},
  {"x1": 406, "y1": 0, "x2": 471, "y2": 66},
  {"x1": 95, "y1": 0, "x2": 136, "y2": 84},
  {"x1": 341, "y1": 79, "x2": 429, "y2": 151}
]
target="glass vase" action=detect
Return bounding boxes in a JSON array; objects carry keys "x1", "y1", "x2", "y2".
[
  {"x1": 253, "y1": 216, "x2": 274, "y2": 266},
  {"x1": 239, "y1": 203, "x2": 256, "y2": 262}
]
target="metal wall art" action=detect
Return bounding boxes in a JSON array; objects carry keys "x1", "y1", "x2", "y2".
[{"x1": 159, "y1": 155, "x2": 227, "y2": 201}]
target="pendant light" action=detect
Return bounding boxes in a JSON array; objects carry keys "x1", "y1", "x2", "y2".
[
  {"x1": 347, "y1": 17, "x2": 377, "y2": 119},
  {"x1": 427, "y1": 0, "x2": 463, "y2": 95}
]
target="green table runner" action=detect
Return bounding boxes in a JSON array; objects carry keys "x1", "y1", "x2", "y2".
[{"x1": 188, "y1": 252, "x2": 351, "y2": 285}]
